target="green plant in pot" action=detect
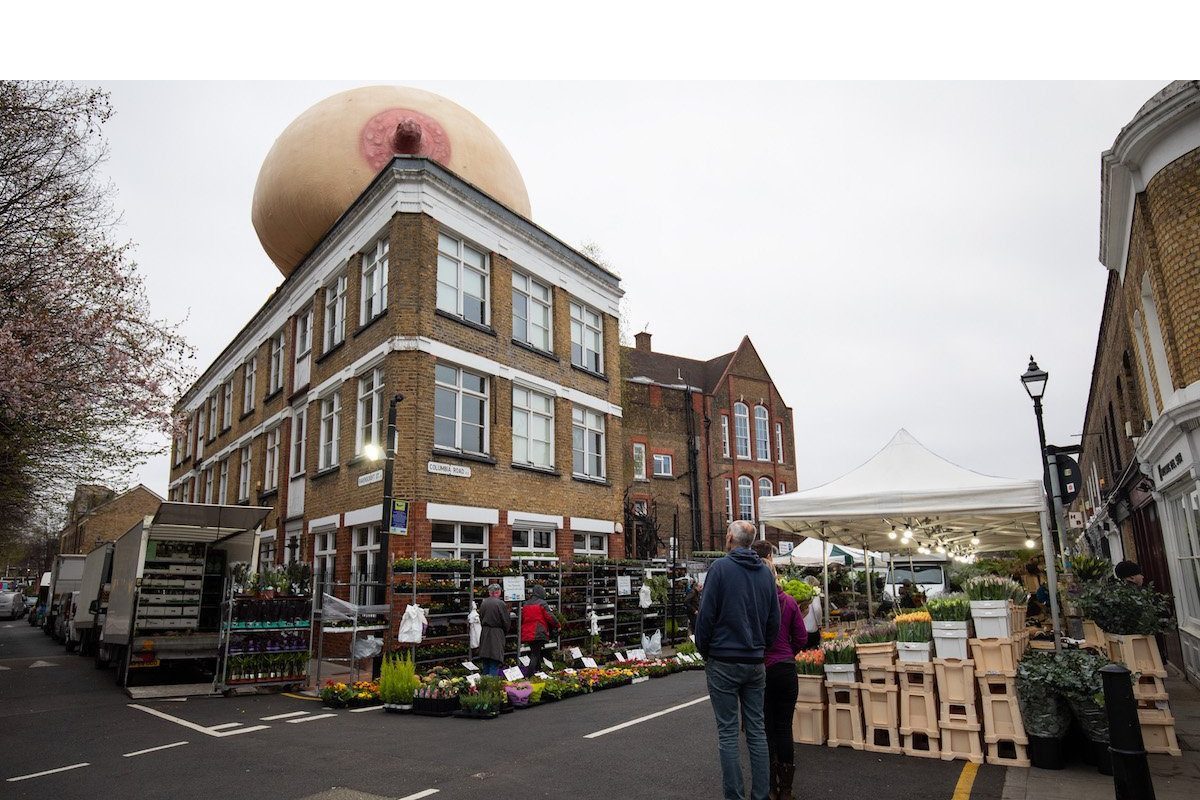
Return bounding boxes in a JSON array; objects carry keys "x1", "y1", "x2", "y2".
[
  {"x1": 379, "y1": 652, "x2": 419, "y2": 711},
  {"x1": 1069, "y1": 554, "x2": 1112, "y2": 584},
  {"x1": 1077, "y1": 580, "x2": 1173, "y2": 636},
  {"x1": 964, "y1": 575, "x2": 1020, "y2": 638}
]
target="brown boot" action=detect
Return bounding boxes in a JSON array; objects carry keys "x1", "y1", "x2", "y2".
[{"x1": 777, "y1": 761, "x2": 795, "y2": 800}]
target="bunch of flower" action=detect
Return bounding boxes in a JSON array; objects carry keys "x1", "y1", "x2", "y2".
[
  {"x1": 820, "y1": 631, "x2": 839, "y2": 641},
  {"x1": 926, "y1": 593, "x2": 971, "y2": 621},
  {"x1": 894, "y1": 611, "x2": 932, "y2": 642},
  {"x1": 964, "y1": 574, "x2": 1021, "y2": 602},
  {"x1": 854, "y1": 621, "x2": 897, "y2": 644},
  {"x1": 783, "y1": 579, "x2": 816, "y2": 604},
  {"x1": 794, "y1": 648, "x2": 825, "y2": 675},
  {"x1": 821, "y1": 636, "x2": 857, "y2": 664}
]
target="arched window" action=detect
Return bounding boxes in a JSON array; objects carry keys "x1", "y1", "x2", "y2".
[
  {"x1": 758, "y1": 477, "x2": 773, "y2": 498},
  {"x1": 754, "y1": 405, "x2": 770, "y2": 461},
  {"x1": 737, "y1": 476, "x2": 754, "y2": 521},
  {"x1": 733, "y1": 403, "x2": 750, "y2": 459},
  {"x1": 1140, "y1": 274, "x2": 1173, "y2": 412}
]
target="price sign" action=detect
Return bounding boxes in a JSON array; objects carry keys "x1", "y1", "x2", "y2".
[
  {"x1": 542, "y1": 658, "x2": 554, "y2": 669},
  {"x1": 616, "y1": 576, "x2": 632, "y2": 596},
  {"x1": 502, "y1": 576, "x2": 526, "y2": 602},
  {"x1": 628, "y1": 648, "x2": 645, "y2": 660},
  {"x1": 581, "y1": 657, "x2": 598, "y2": 669},
  {"x1": 518, "y1": 656, "x2": 530, "y2": 667},
  {"x1": 462, "y1": 661, "x2": 478, "y2": 672},
  {"x1": 466, "y1": 673, "x2": 480, "y2": 686},
  {"x1": 614, "y1": 652, "x2": 627, "y2": 662},
  {"x1": 569, "y1": 647, "x2": 583, "y2": 660},
  {"x1": 535, "y1": 672, "x2": 550, "y2": 679},
  {"x1": 503, "y1": 666, "x2": 525, "y2": 681}
]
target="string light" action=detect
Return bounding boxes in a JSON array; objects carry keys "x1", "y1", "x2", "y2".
[
  {"x1": 970, "y1": 536, "x2": 980, "y2": 546},
  {"x1": 1024, "y1": 538, "x2": 1037, "y2": 549},
  {"x1": 887, "y1": 527, "x2": 898, "y2": 541}
]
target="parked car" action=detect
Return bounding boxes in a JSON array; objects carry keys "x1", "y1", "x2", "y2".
[{"x1": 0, "y1": 591, "x2": 26, "y2": 620}]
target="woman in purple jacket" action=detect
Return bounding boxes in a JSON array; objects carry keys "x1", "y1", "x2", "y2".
[{"x1": 751, "y1": 540, "x2": 807, "y2": 800}]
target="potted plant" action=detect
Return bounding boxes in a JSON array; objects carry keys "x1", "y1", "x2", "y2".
[
  {"x1": 379, "y1": 652, "x2": 418, "y2": 712},
  {"x1": 964, "y1": 575, "x2": 1017, "y2": 638},
  {"x1": 1079, "y1": 580, "x2": 1173, "y2": 673},
  {"x1": 821, "y1": 637, "x2": 857, "y2": 684},
  {"x1": 1015, "y1": 651, "x2": 1072, "y2": 769},
  {"x1": 1053, "y1": 649, "x2": 1116, "y2": 775},
  {"x1": 853, "y1": 621, "x2": 897, "y2": 668},
  {"x1": 894, "y1": 611, "x2": 933, "y2": 663},
  {"x1": 794, "y1": 648, "x2": 826, "y2": 702},
  {"x1": 927, "y1": 593, "x2": 971, "y2": 659}
]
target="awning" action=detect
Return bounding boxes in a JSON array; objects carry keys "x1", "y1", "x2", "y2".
[{"x1": 151, "y1": 502, "x2": 272, "y2": 533}]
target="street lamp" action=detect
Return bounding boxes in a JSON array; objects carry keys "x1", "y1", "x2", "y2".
[
  {"x1": 370, "y1": 393, "x2": 404, "y2": 676},
  {"x1": 1021, "y1": 355, "x2": 1063, "y2": 652}
]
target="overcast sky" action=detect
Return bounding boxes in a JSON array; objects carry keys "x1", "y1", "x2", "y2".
[{"x1": 95, "y1": 81, "x2": 1164, "y2": 498}]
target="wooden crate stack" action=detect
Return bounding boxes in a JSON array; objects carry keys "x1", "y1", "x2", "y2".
[
  {"x1": 970, "y1": 638, "x2": 1030, "y2": 767},
  {"x1": 857, "y1": 644, "x2": 901, "y2": 754},
  {"x1": 1108, "y1": 633, "x2": 1182, "y2": 757},
  {"x1": 898, "y1": 661, "x2": 940, "y2": 758},
  {"x1": 793, "y1": 673, "x2": 826, "y2": 745},
  {"x1": 826, "y1": 682, "x2": 864, "y2": 750},
  {"x1": 934, "y1": 658, "x2": 984, "y2": 763}
]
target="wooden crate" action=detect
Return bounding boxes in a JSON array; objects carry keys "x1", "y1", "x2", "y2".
[
  {"x1": 826, "y1": 685, "x2": 864, "y2": 750},
  {"x1": 939, "y1": 720, "x2": 984, "y2": 763},
  {"x1": 901, "y1": 729, "x2": 941, "y2": 759},
  {"x1": 860, "y1": 682, "x2": 899, "y2": 729},
  {"x1": 1138, "y1": 708, "x2": 1182, "y2": 756},
  {"x1": 860, "y1": 665, "x2": 897, "y2": 686},
  {"x1": 979, "y1": 679, "x2": 1024, "y2": 739},
  {"x1": 1133, "y1": 673, "x2": 1169, "y2": 702},
  {"x1": 933, "y1": 658, "x2": 977, "y2": 705},
  {"x1": 899, "y1": 673, "x2": 938, "y2": 733},
  {"x1": 985, "y1": 734, "x2": 1031, "y2": 767},
  {"x1": 793, "y1": 701, "x2": 826, "y2": 745},
  {"x1": 968, "y1": 638, "x2": 1018, "y2": 676},
  {"x1": 1107, "y1": 633, "x2": 1168, "y2": 678}
]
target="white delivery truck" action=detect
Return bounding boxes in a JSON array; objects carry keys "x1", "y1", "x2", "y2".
[
  {"x1": 44, "y1": 554, "x2": 86, "y2": 642},
  {"x1": 883, "y1": 554, "x2": 950, "y2": 601},
  {"x1": 98, "y1": 501, "x2": 271, "y2": 687},
  {"x1": 68, "y1": 542, "x2": 115, "y2": 656}
]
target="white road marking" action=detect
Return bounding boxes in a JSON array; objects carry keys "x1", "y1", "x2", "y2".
[
  {"x1": 287, "y1": 713, "x2": 337, "y2": 723},
  {"x1": 123, "y1": 741, "x2": 189, "y2": 757},
  {"x1": 28, "y1": 660, "x2": 56, "y2": 668},
  {"x1": 397, "y1": 790, "x2": 439, "y2": 800},
  {"x1": 208, "y1": 723, "x2": 242, "y2": 731},
  {"x1": 128, "y1": 704, "x2": 269, "y2": 737},
  {"x1": 583, "y1": 695, "x2": 710, "y2": 739},
  {"x1": 348, "y1": 705, "x2": 383, "y2": 713},
  {"x1": 0, "y1": 665, "x2": 9, "y2": 670},
  {"x1": 7, "y1": 763, "x2": 90, "y2": 782},
  {"x1": 260, "y1": 711, "x2": 310, "y2": 720}
]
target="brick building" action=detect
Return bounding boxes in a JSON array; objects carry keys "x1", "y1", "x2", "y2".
[
  {"x1": 621, "y1": 332, "x2": 798, "y2": 558},
  {"x1": 1095, "y1": 80, "x2": 1200, "y2": 684},
  {"x1": 168, "y1": 88, "x2": 625, "y2": 612},
  {"x1": 59, "y1": 484, "x2": 162, "y2": 555}
]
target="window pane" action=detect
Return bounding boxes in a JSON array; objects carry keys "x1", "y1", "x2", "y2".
[
  {"x1": 463, "y1": 269, "x2": 484, "y2": 298},
  {"x1": 591, "y1": 535, "x2": 604, "y2": 550},
  {"x1": 435, "y1": 364, "x2": 458, "y2": 385},
  {"x1": 462, "y1": 245, "x2": 485, "y2": 270},
  {"x1": 462, "y1": 372, "x2": 485, "y2": 394},
  {"x1": 534, "y1": 531, "x2": 552, "y2": 549},
  {"x1": 438, "y1": 233, "x2": 458, "y2": 254},
  {"x1": 431, "y1": 523, "x2": 455, "y2": 543},
  {"x1": 434, "y1": 386, "x2": 457, "y2": 419},
  {"x1": 512, "y1": 530, "x2": 529, "y2": 548},
  {"x1": 434, "y1": 417, "x2": 456, "y2": 449},
  {"x1": 460, "y1": 525, "x2": 485, "y2": 544},
  {"x1": 437, "y1": 282, "x2": 457, "y2": 313},
  {"x1": 462, "y1": 396, "x2": 483, "y2": 426},
  {"x1": 573, "y1": 533, "x2": 585, "y2": 546},
  {"x1": 463, "y1": 423, "x2": 484, "y2": 453},
  {"x1": 463, "y1": 296, "x2": 485, "y2": 324}
]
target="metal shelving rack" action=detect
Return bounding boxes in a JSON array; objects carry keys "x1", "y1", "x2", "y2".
[{"x1": 215, "y1": 581, "x2": 313, "y2": 694}]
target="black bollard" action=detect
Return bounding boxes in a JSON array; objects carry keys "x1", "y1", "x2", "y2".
[{"x1": 1101, "y1": 663, "x2": 1156, "y2": 800}]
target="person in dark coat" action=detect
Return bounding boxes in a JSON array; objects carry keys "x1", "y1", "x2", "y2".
[
  {"x1": 478, "y1": 583, "x2": 510, "y2": 676},
  {"x1": 520, "y1": 584, "x2": 559, "y2": 676}
]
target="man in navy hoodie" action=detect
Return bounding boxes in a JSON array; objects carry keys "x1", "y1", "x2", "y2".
[{"x1": 695, "y1": 520, "x2": 780, "y2": 800}]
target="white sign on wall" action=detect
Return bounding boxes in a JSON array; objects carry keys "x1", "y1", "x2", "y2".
[
  {"x1": 616, "y1": 576, "x2": 632, "y2": 596},
  {"x1": 428, "y1": 461, "x2": 472, "y2": 478},
  {"x1": 358, "y1": 469, "x2": 383, "y2": 487}
]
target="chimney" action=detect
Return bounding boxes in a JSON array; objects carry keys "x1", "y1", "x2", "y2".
[{"x1": 634, "y1": 331, "x2": 652, "y2": 352}]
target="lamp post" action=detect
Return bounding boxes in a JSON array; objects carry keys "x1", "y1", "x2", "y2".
[
  {"x1": 365, "y1": 393, "x2": 404, "y2": 677},
  {"x1": 1021, "y1": 356, "x2": 1063, "y2": 652}
]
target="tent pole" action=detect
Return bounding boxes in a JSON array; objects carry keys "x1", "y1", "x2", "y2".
[
  {"x1": 821, "y1": 531, "x2": 830, "y2": 629},
  {"x1": 1039, "y1": 509, "x2": 1063, "y2": 653},
  {"x1": 863, "y1": 534, "x2": 873, "y2": 620}
]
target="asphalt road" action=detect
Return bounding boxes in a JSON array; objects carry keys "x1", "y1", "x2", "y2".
[{"x1": 0, "y1": 621, "x2": 1008, "y2": 800}]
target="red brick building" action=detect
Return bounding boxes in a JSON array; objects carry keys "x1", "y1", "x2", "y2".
[
  {"x1": 58, "y1": 484, "x2": 162, "y2": 555},
  {"x1": 621, "y1": 332, "x2": 799, "y2": 557}
]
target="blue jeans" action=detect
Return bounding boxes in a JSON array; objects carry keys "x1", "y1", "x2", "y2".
[{"x1": 705, "y1": 659, "x2": 769, "y2": 800}]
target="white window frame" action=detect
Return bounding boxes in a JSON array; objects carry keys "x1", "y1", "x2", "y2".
[
  {"x1": 434, "y1": 363, "x2": 489, "y2": 455},
  {"x1": 324, "y1": 272, "x2": 347, "y2": 352},
  {"x1": 319, "y1": 392, "x2": 341, "y2": 470},
  {"x1": 569, "y1": 301, "x2": 604, "y2": 374},
  {"x1": 243, "y1": 356, "x2": 257, "y2": 414},
  {"x1": 196, "y1": 408, "x2": 207, "y2": 450},
  {"x1": 361, "y1": 238, "x2": 390, "y2": 325},
  {"x1": 632, "y1": 442, "x2": 647, "y2": 481},
  {"x1": 512, "y1": 527, "x2": 556, "y2": 554},
  {"x1": 203, "y1": 467, "x2": 214, "y2": 504},
  {"x1": 351, "y1": 524, "x2": 381, "y2": 605},
  {"x1": 1164, "y1": 489, "x2": 1200, "y2": 630},
  {"x1": 652, "y1": 453, "x2": 673, "y2": 477},
  {"x1": 295, "y1": 306, "x2": 313, "y2": 360},
  {"x1": 775, "y1": 422, "x2": 784, "y2": 463},
  {"x1": 738, "y1": 475, "x2": 754, "y2": 521},
  {"x1": 184, "y1": 416, "x2": 193, "y2": 459},
  {"x1": 511, "y1": 384, "x2": 554, "y2": 469},
  {"x1": 724, "y1": 478, "x2": 734, "y2": 522},
  {"x1": 734, "y1": 402, "x2": 750, "y2": 459},
  {"x1": 268, "y1": 330, "x2": 285, "y2": 394},
  {"x1": 436, "y1": 232, "x2": 489, "y2": 325},
  {"x1": 511, "y1": 271, "x2": 552, "y2": 351},
  {"x1": 259, "y1": 538, "x2": 276, "y2": 570},
  {"x1": 754, "y1": 405, "x2": 770, "y2": 462},
  {"x1": 356, "y1": 367, "x2": 384, "y2": 456},
  {"x1": 759, "y1": 477, "x2": 773, "y2": 500},
  {"x1": 207, "y1": 396, "x2": 217, "y2": 441},
  {"x1": 314, "y1": 531, "x2": 337, "y2": 592},
  {"x1": 430, "y1": 522, "x2": 489, "y2": 562},
  {"x1": 291, "y1": 408, "x2": 307, "y2": 477},
  {"x1": 573, "y1": 531, "x2": 608, "y2": 556},
  {"x1": 222, "y1": 379, "x2": 233, "y2": 430},
  {"x1": 572, "y1": 406, "x2": 606, "y2": 479},
  {"x1": 218, "y1": 459, "x2": 229, "y2": 505},
  {"x1": 721, "y1": 415, "x2": 730, "y2": 458},
  {"x1": 264, "y1": 427, "x2": 281, "y2": 492},
  {"x1": 238, "y1": 445, "x2": 252, "y2": 501}
]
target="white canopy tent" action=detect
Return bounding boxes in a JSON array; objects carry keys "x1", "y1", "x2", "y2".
[
  {"x1": 772, "y1": 539, "x2": 878, "y2": 567},
  {"x1": 759, "y1": 429, "x2": 1061, "y2": 644}
]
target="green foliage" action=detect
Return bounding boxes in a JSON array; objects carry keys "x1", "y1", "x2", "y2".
[
  {"x1": 1017, "y1": 648, "x2": 1115, "y2": 742},
  {"x1": 379, "y1": 652, "x2": 419, "y2": 704},
  {"x1": 1069, "y1": 554, "x2": 1112, "y2": 583},
  {"x1": 926, "y1": 593, "x2": 971, "y2": 621},
  {"x1": 643, "y1": 575, "x2": 670, "y2": 606},
  {"x1": 690, "y1": 551, "x2": 727, "y2": 560},
  {"x1": 783, "y1": 579, "x2": 816, "y2": 604},
  {"x1": 675, "y1": 640, "x2": 697, "y2": 655},
  {"x1": 1076, "y1": 580, "x2": 1174, "y2": 635}
]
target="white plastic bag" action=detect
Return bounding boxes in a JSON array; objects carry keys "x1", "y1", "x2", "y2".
[
  {"x1": 642, "y1": 629, "x2": 662, "y2": 658},
  {"x1": 588, "y1": 609, "x2": 600, "y2": 636},
  {"x1": 352, "y1": 635, "x2": 382, "y2": 659},
  {"x1": 467, "y1": 601, "x2": 481, "y2": 649},
  {"x1": 396, "y1": 603, "x2": 427, "y2": 644},
  {"x1": 638, "y1": 582, "x2": 652, "y2": 609}
]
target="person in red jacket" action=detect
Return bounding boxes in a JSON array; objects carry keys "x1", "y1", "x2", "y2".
[{"x1": 520, "y1": 584, "x2": 560, "y2": 676}]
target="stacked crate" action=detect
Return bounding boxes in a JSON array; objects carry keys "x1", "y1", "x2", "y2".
[
  {"x1": 857, "y1": 644, "x2": 901, "y2": 754},
  {"x1": 793, "y1": 674, "x2": 827, "y2": 745},
  {"x1": 934, "y1": 658, "x2": 983, "y2": 763},
  {"x1": 970, "y1": 638, "x2": 1030, "y2": 767},
  {"x1": 897, "y1": 661, "x2": 940, "y2": 758},
  {"x1": 826, "y1": 682, "x2": 864, "y2": 750},
  {"x1": 1108, "y1": 633, "x2": 1182, "y2": 757}
]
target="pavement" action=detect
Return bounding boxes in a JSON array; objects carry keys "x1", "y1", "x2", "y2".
[{"x1": 14, "y1": 618, "x2": 1178, "y2": 800}]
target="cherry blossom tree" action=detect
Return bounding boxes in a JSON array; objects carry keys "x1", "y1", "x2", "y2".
[{"x1": 0, "y1": 81, "x2": 194, "y2": 545}]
